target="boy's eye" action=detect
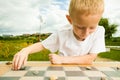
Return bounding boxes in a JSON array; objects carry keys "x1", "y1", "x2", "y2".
[
  {"x1": 89, "y1": 26, "x2": 96, "y2": 30},
  {"x1": 76, "y1": 26, "x2": 96, "y2": 30},
  {"x1": 74, "y1": 24, "x2": 96, "y2": 30},
  {"x1": 76, "y1": 26, "x2": 84, "y2": 29},
  {"x1": 78, "y1": 27, "x2": 84, "y2": 29}
]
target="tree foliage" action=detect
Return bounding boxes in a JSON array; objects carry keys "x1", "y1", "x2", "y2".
[{"x1": 99, "y1": 18, "x2": 118, "y2": 39}]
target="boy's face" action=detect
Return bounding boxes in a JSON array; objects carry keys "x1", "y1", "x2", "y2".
[{"x1": 66, "y1": 13, "x2": 102, "y2": 41}]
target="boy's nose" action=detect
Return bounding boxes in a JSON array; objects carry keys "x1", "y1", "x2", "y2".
[{"x1": 83, "y1": 29, "x2": 90, "y2": 37}]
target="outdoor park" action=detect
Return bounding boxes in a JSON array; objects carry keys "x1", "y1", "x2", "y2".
[{"x1": 0, "y1": 18, "x2": 120, "y2": 62}]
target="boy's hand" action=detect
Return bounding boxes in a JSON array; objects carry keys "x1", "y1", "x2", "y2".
[
  {"x1": 12, "y1": 49, "x2": 29, "y2": 70},
  {"x1": 49, "y1": 54, "x2": 63, "y2": 64}
]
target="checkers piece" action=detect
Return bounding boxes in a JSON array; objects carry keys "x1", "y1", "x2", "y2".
[
  {"x1": 116, "y1": 67, "x2": 120, "y2": 70},
  {"x1": 85, "y1": 66, "x2": 92, "y2": 70},
  {"x1": 50, "y1": 75, "x2": 58, "y2": 80},
  {"x1": 6, "y1": 62, "x2": 12, "y2": 65},
  {"x1": 101, "y1": 77, "x2": 107, "y2": 80},
  {"x1": 32, "y1": 71, "x2": 39, "y2": 75},
  {"x1": 19, "y1": 66, "x2": 26, "y2": 70}
]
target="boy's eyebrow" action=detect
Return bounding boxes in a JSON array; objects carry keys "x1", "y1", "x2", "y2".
[
  {"x1": 74, "y1": 24, "x2": 85, "y2": 28},
  {"x1": 73, "y1": 23, "x2": 82, "y2": 26},
  {"x1": 74, "y1": 24, "x2": 97, "y2": 28}
]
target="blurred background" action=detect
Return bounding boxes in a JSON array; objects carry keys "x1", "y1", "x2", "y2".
[{"x1": 0, "y1": 0, "x2": 120, "y2": 61}]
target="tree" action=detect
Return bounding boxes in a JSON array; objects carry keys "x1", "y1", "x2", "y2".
[{"x1": 99, "y1": 18, "x2": 118, "y2": 39}]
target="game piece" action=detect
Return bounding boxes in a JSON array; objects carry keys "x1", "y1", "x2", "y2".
[
  {"x1": 116, "y1": 67, "x2": 120, "y2": 70},
  {"x1": 6, "y1": 61, "x2": 12, "y2": 65},
  {"x1": 50, "y1": 75, "x2": 58, "y2": 80},
  {"x1": 101, "y1": 77, "x2": 107, "y2": 80},
  {"x1": 85, "y1": 66, "x2": 92, "y2": 70},
  {"x1": 19, "y1": 66, "x2": 26, "y2": 70},
  {"x1": 32, "y1": 71, "x2": 39, "y2": 75},
  {"x1": 11, "y1": 66, "x2": 26, "y2": 71}
]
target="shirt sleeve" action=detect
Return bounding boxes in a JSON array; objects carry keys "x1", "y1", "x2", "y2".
[
  {"x1": 41, "y1": 32, "x2": 59, "y2": 52},
  {"x1": 89, "y1": 26, "x2": 106, "y2": 54}
]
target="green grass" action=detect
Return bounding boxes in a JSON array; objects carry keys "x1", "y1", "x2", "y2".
[
  {"x1": 105, "y1": 42, "x2": 120, "y2": 46},
  {"x1": 0, "y1": 49, "x2": 51, "y2": 61},
  {"x1": 0, "y1": 37, "x2": 120, "y2": 61},
  {"x1": 98, "y1": 49, "x2": 120, "y2": 61},
  {"x1": 28, "y1": 49, "x2": 50, "y2": 61},
  {"x1": 0, "y1": 42, "x2": 25, "y2": 60},
  {"x1": 0, "y1": 40, "x2": 51, "y2": 61}
]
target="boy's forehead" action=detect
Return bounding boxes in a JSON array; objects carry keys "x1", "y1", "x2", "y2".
[
  {"x1": 72, "y1": 11, "x2": 102, "y2": 18},
  {"x1": 71, "y1": 13, "x2": 102, "y2": 21},
  {"x1": 71, "y1": 13, "x2": 102, "y2": 27}
]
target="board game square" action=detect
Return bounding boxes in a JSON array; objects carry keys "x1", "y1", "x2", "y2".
[
  {"x1": 0, "y1": 77, "x2": 20, "y2": 80},
  {"x1": 83, "y1": 71, "x2": 106, "y2": 77},
  {"x1": 45, "y1": 77, "x2": 65, "y2": 80},
  {"x1": 63, "y1": 66, "x2": 81, "y2": 71},
  {"x1": 2, "y1": 71, "x2": 27, "y2": 77},
  {"x1": 22, "y1": 66, "x2": 30, "y2": 70},
  {"x1": 89, "y1": 77, "x2": 101, "y2": 80},
  {"x1": 112, "y1": 67, "x2": 120, "y2": 71},
  {"x1": 47, "y1": 66, "x2": 63, "y2": 71},
  {"x1": 24, "y1": 71, "x2": 45, "y2": 76},
  {"x1": 95, "y1": 67, "x2": 115, "y2": 71},
  {"x1": 118, "y1": 71, "x2": 120, "y2": 74},
  {"x1": 66, "y1": 71, "x2": 85, "y2": 76},
  {"x1": 111, "y1": 77, "x2": 120, "y2": 80},
  {"x1": 45, "y1": 71, "x2": 65, "y2": 77},
  {"x1": 103, "y1": 71, "x2": 120, "y2": 77},
  {"x1": 29, "y1": 66, "x2": 47, "y2": 71},
  {"x1": 19, "y1": 77, "x2": 44, "y2": 80},
  {"x1": 67, "y1": 77, "x2": 90, "y2": 80}
]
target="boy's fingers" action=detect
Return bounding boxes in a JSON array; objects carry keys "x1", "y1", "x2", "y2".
[
  {"x1": 50, "y1": 59, "x2": 54, "y2": 64},
  {"x1": 13, "y1": 55, "x2": 20, "y2": 70},
  {"x1": 12, "y1": 54, "x2": 24, "y2": 70},
  {"x1": 17, "y1": 57, "x2": 24, "y2": 69},
  {"x1": 49, "y1": 54, "x2": 53, "y2": 59},
  {"x1": 23, "y1": 56, "x2": 28, "y2": 65},
  {"x1": 12, "y1": 55, "x2": 16, "y2": 69},
  {"x1": 49, "y1": 54, "x2": 54, "y2": 64}
]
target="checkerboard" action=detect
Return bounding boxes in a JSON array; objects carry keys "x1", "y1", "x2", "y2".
[{"x1": 0, "y1": 66, "x2": 120, "y2": 80}]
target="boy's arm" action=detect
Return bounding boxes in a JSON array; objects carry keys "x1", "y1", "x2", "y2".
[
  {"x1": 24, "y1": 42, "x2": 45, "y2": 54},
  {"x1": 49, "y1": 53, "x2": 97, "y2": 65},
  {"x1": 12, "y1": 42, "x2": 45, "y2": 70}
]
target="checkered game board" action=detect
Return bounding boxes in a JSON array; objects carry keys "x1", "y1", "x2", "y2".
[{"x1": 0, "y1": 66, "x2": 120, "y2": 80}]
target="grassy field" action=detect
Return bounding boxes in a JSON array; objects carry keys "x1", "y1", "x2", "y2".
[
  {"x1": 0, "y1": 36, "x2": 120, "y2": 61},
  {"x1": 0, "y1": 40, "x2": 51, "y2": 61},
  {"x1": 98, "y1": 49, "x2": 120, "y2": 61}
]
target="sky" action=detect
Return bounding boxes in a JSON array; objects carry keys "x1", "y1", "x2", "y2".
[{"x1": 0, "y1": 0, "x2": 120, "y2": 37}]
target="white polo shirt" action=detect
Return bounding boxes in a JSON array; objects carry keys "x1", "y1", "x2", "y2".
[{"x1": 42, "y1": 24, "x2": 106, "y2": 56}]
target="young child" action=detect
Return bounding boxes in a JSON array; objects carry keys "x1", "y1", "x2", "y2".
[{"x1": 13, "y1": 0, "x2": 106, "y2": 70}]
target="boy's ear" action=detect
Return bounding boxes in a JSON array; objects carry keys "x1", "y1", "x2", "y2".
[{"x1": 66, "y1": 15, "x2": 72, "y2": 24}]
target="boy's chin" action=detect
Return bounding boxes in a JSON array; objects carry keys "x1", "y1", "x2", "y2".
[
  {"x1": 78, "y1": 37, "x2": 85, "y2": 41},
  {"x1": 81, "y1": 38, "x2": 85, "y2": 41},
  {"x1": 80, "y1": 37, "x2": 87, "y2": 41}
]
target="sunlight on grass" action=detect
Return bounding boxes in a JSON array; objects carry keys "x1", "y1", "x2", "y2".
[{"x1": 98, "y1": 49, "x2": 120, "y2": 61}]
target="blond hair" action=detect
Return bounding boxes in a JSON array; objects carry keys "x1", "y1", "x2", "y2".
[{"x1": 69, "y1": 0, "x2": 104, "y2": 17}]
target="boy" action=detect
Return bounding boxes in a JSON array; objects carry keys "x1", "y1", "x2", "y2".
[{"x1": 13, "y1": 0, "x2": 105, "y2": 70}]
